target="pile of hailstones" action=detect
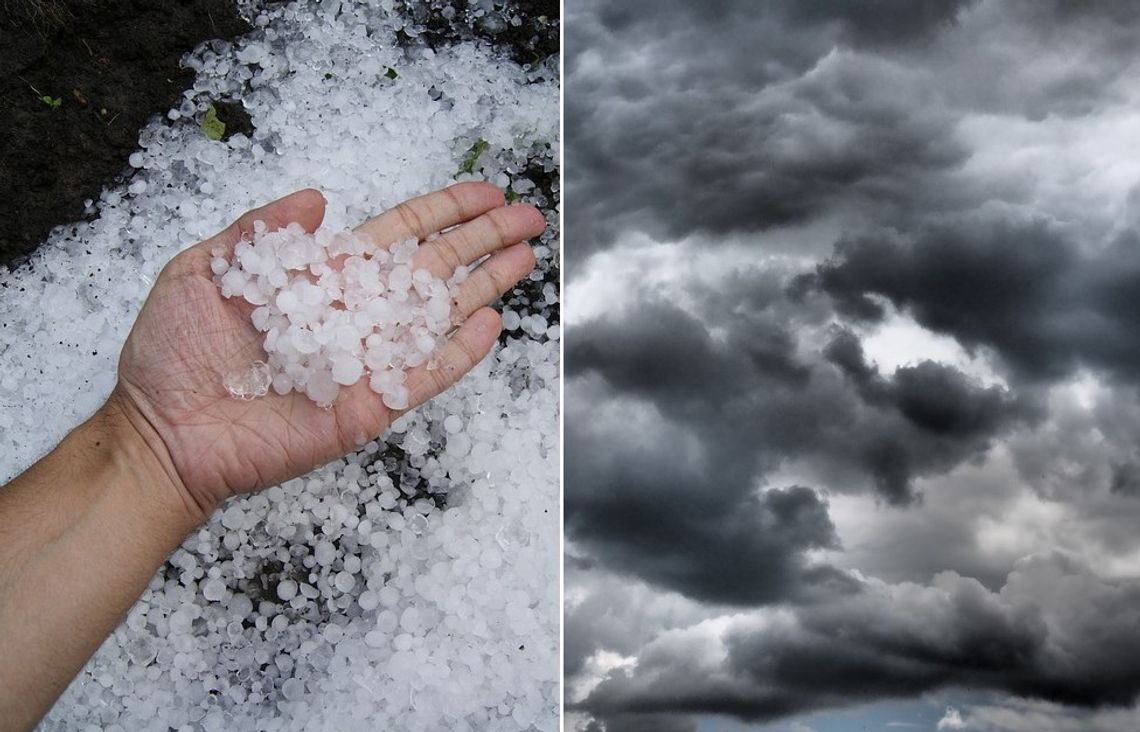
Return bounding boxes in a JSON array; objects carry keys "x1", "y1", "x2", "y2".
[{"x1": 212, "y1": 221, "x2": 464, "y2": 409}]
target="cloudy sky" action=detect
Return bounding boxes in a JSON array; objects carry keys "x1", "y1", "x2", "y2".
[{"x1": 564, "y1": 2, "x2": 1140, "y2": 730}]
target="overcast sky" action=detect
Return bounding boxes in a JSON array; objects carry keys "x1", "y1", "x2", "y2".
[{"x1": 564, "y1": 2, "x2": 1140, "y2": 730}]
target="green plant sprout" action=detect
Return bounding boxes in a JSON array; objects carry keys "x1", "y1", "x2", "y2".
[
  {"x1": 200, "y1": 104, "x2": 225, "y2": 141},
  {"x1": 18, "y1": 76, "x2": 62, "y2": 110},
  {"x1": 456, "y1": 138, "x2": 489, "y2": 177}
]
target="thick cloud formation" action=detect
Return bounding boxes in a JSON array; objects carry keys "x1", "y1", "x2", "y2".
[
  {"x1": 577, "y1": 554, "x2": 1140, "y2": 722},
  {"x1": 566, "y1": 28, "x2": 968, "y2": 262},
  {"x1": 825, "y1": 330, "x2": 1033, "y2": 438},
  {"x1": 815, "y1": 218, "x2": 1140, "y2": 383},
  {"x1": 780, "y1": 0, "x2": 973, "y2": 47},
  {"x1": 568, "y1": 422, "x2": 847, "y2": 606},
  {"x1": 566, "y1": 0, "x2": 1140, "y2": 729},
  {"x1": 570, "y1": 289, "x2": 1032, "y2": 521},
  {"x1": 566, "y1": 0, "x2": 1140, "y2": 264}
]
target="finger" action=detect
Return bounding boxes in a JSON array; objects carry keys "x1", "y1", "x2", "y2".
[
  {"x1": 229, "y1": 188, "x2": 327, "y2": 242},
  {"x1": 448, "y1": 242, "x2": 535, "y2": 322},
  {"x1": 332, "y1": 379, "x2": 390, "y2": 449},
  {"x1": 354, "y1": 181, "x2": 504, "y2": 247},
  {"x1": 397, "y1": 307, "x2": 502, "y2": 415},
  {"x1": 181, "y1": 188, "x2": 327, "y2": 267},
  {"x1": 414, "y1": 203, "x2": 545, "y2": 278}
]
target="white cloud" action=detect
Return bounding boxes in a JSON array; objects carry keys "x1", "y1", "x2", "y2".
[
  {"x1": 961, "y1": 698, "x2": 1140, "y2": 732},
  {"x1": 938, "y1": 706, "x2": 967, "y2": 730}
]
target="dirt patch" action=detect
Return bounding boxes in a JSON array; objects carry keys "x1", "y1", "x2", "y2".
[
  {"x1": 393, "y1": 0, "x2": 559, "y2": 69},
  {"x1": 0, "y1": 0, "x2": 250, "y2": 269}
]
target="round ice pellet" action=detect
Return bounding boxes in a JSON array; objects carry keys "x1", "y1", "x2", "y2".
[
  {"x1": 399, "y1": 608, "x2": 421, "y2": 633},
  {"x1": 358, "y1": 591, "x2": 379, "y2": 611},
  {"x1": 276, "y1": 580, "x2": 298, "y2": 602},
  {"x1": 334, "y1": 571, "x2": 356, "y2": 593},
  {"x1": 281, "y1": 678, "x2": 305, "y2": 701},
  {"x1": 376, "y1": 610, "x2": 398, "y2": 633},
  {"x1": 382, "y1": 385, "x2": 409, "y2": 410},
  {"x1": 202, "y1": 578, "x2": 226, "y2": 602},
  {"x1": 314, "y1": 540, "x2": 336, "y2": 567}
]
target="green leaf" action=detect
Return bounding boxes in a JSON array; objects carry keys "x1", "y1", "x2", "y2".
[
  {"x1": 200, "y1": 104, "x2": 225, "y2": 141},
  {"x1": 41, "y1": 96, "x2": 61, "y2": 109},
  {"x1": 456, "y1": 138, "x2": 489, "y2": 176},
  {"x1": 385, "y1": 66, "x2": 398, "y2": 80},
  {"x1": 505, "y1": 189, "x2": 520, "y2": 203}
]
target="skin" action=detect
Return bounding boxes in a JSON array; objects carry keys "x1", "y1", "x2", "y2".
[{"x1": 0, "y1": 182, "x2": 543, "y2": 730}]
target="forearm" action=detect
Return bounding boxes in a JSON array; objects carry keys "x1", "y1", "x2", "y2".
[{"x1": 0, "y1": 396, "x2": 206, "y2": 730}]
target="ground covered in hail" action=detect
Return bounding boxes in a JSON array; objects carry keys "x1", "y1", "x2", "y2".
[{"x1": 0, "y1": 1, "x2": 559, "y2": 729}]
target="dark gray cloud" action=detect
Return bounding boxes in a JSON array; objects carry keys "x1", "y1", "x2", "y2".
[
  {"x1": 565, "y1": 34, "x2": 969, "y2": 263},
  {"x1": 814, "y1": 217, "x2": 1140, "y2": 385},
  {"x1": 567, "y1": 430, "x2": 849, "y2": 606},
  {"x1": 567, "y1": 316, "x2": 853, "y2": 606},
  {"x1": 825, "y1": 329, "x2": 1035, "y2": 438},
  {"x1": 781, "y1": 0, "x2": 974, "y2": 48},
  {"x1": 570, "y1": 287, "x2": 1033, "y2": 520},
  {"x1": 565, "y1": 0, "x2": 1136, "y2": 264},
  {"x1": 577, "y1": 554, "x2": 1140, "y2": 724},
  {"x1": 565, "y1": 0, "x2": 972, "y2": 264},
  {"x1": 566, "y1": 0, "x2": 1140, "y2": 728}
]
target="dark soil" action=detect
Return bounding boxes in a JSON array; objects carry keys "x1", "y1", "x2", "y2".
[
  {"x1": 0, "y1": 0, "x2": 250, "y2": 269},
  {"x1": 365, "y1": 441, "x2": 450, "y2": 510},
  {"x1": 392, "y1": 0, "x2": 559, "y2": 69},
  {"x1": 499, "y1": 152, "x2": 560, "y2": 347}
]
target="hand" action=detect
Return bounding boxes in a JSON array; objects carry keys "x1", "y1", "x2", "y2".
[{"x1": 109, "y1": 183, "x2": 543, "y2": 521}]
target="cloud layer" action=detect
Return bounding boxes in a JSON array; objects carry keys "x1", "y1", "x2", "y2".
[
  {"x1": 566, "y1": 0, "x2": 1140, "y2": 729},
  {"x1": 577, "y1": 554, "x2": 1140, "y2": 722}
]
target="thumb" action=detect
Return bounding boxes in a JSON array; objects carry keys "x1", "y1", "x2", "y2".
[{"x1": 190, "y1": 188, "x2": 328, "y2": 263}]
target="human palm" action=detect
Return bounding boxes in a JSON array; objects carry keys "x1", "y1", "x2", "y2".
[{"x1": 113, "y1": 184, "x2": 543, "y2": 515}]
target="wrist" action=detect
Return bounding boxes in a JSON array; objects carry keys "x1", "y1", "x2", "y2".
[
  {"x1": 95, "y1": 388, "x2": 215, "y2": 531},
  {"x1": 0, "y1": 390, "x2": 210, "y2": 728}
]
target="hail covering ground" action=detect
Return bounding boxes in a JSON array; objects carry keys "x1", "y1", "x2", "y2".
[{"x1": 0, "y1": 1, "x2": 559, "y2": 729}]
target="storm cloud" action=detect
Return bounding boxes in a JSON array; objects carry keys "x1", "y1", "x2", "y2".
[
  {"x1": 815, "y1": 217, "x2": 1140, "y2": 383},
  {"x1": 566, "y1": 0, "x2": 1140, "y2": 729},
  {"x1": 576, "y1": 554, "x2": 1140, "y2": 722},
  {"x1": 565, "y1": 0, "x2": 1140, "y2": 264}
]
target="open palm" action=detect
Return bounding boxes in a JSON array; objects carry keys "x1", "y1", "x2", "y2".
[{"x1": 112, "y1": 183, "x2": 543, "y2": 516}]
